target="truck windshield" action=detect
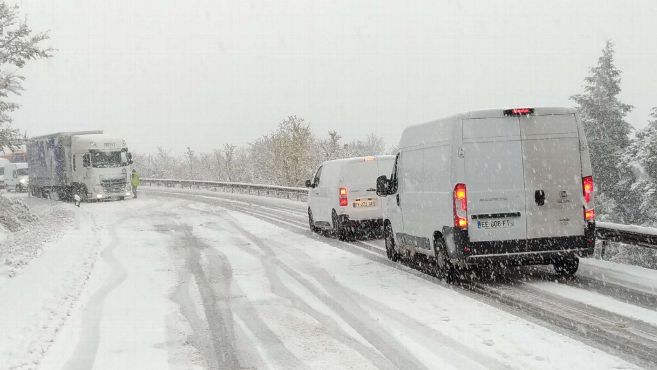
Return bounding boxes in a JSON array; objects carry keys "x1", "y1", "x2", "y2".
[
  {"x1": 90, "y1": 151, "x2": 124, "y2": 168},
  {"x1": 16, "y1": 169, "x2": 29, "y2": 176}
]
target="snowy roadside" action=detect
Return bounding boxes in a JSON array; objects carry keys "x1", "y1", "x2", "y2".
[
  {"x1": 0, "y1": 194, "x2": 75, "y2": 280},
  {"x1": 0, "y1": 194, "x2": 98, "y2": 370}
]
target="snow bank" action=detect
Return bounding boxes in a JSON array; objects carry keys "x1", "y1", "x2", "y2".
[
  {"x1": 0, "y1": 195, "x2": 39, "y2": 232},
  {"x1": 0, "y1": 194, "x2": 75, "y2": 279}
]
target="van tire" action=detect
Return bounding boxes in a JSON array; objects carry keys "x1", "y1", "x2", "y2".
[
  {"x1": 308, "y1": 209, "x2": 319, "y2": 233},
  {"x1": 433, "y1": 235, "x2": 457, "y2": 283},
  {"x1": 553, "y1": 256, "x2": 579, "y2": 277},
  {"x1": 384, "y1": 222, "x2": 400, "y2": 262},
  {"x1": 332, "y1": 210, "x2": 348, "y2": 241}
]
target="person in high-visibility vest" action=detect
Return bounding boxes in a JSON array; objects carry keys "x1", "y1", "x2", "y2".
[{"x1": 131, "y1": 169, "x2": 141, "y2": 198}]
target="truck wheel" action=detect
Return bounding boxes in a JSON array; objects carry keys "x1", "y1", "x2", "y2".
[
  {"x1": 553, "y1": 256, "x2": 579, "y2": 277},
  {"x1": 384, "y1": 222, "x2": 400, "y2": 262},
  {"x1": 433, "y1": 235, "x2": 457, "y2": 283}
]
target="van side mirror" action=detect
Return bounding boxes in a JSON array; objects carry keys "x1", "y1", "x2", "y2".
[
  {"x1": 376, "y1": 175, "x2": 389, "y2": 196},
  {"x1": 83, "y1": 154, "x2": 91, "y2": 168},
  {"x1": 305, "y1": 179, "x2": 313, "y2": 188}
]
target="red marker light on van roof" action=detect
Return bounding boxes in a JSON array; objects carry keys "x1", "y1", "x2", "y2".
[{"x1": 504, "y1": 108, "x2": 534, "y2": 116}]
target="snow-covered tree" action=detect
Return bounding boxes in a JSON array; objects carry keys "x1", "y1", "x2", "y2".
[
  {"x1": 343, "y1": 133, "x2": 385, "y2": 157},
  {"x1": 623, "y1": 108, "x2": 657, "y2": 222},
  {"x1": 223, "y1": 144, "x2": 236, "y2": 182},
  {"x1": 317, "y1": 130, "x2": 344, "y2": 161},
  {"x1": 0, "y1": 2, "x2": 52, "y2": 149},
  {"x1": 270, "y1": 115, "x2": 315, "y2": 186},
  {"x1": 642, "y1": 108, "x2": 657, "y2": 186},
  {"x1": 571, "y1": 41, "x2": 638, "y2": 222}
]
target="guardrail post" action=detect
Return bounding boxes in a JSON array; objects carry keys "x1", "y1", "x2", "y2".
[{"x1": 600, "y1": 240, "x2": 608, "y2": 259}]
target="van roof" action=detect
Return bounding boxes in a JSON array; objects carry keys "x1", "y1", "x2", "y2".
[
  {"x1": 320, "y1": 155, "x2": 395, "y2": 167},
  {"x1": 399, "y1": 107, "x2": 577, "y2": 149}
]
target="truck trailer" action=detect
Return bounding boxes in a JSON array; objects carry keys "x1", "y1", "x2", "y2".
[{"x1": 27, "y1": 131, "x2": 134, "y2": 201}]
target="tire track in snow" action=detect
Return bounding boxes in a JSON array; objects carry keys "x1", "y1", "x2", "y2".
[
  {"x1": 175, "y1": 223, "x2": 304, "y2": 370},
  {"x1": 177, "y1": 225, "x2": 241, "y2": 370},
  {"x1": 184, "y1": 204, "x2": 395, "y2": 369},
  {"x1": 194, "y1": 220, "x2": 396, "y2": 369},
  {"x1": 63, "y1": 220, "x2": 127, "y2": 370},
  {"x1": 219, "y1": 213, "x2": 429, "y2": 370},
  {"x1": 215, "y1": 212, "x2": 510, "y2": 370}
]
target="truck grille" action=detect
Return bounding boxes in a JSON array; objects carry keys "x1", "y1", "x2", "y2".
[{"x1": 101, "y1": 177, "x2": 127, "y2": 193}]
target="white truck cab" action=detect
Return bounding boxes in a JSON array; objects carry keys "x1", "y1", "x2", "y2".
[
  {"x1": 306, "y1": 155, "x2": 395, "y2": 240},
  {"x1": 377, "y1": 108, "x2": 595, "y2": 278}
]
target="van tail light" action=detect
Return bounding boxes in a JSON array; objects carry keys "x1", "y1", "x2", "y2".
[
  {"x1": 453, "y1": 183, "x2": 468, "y2": 229},
  {"x1": 582, "y1": 176, "x2": 594, "y2": 204},
  {"x1": 582, "y1": 176, "x2": 594, "y2": 222},
  {"x1": 584, "y1": 208, "x2": 595, "y2": 221},
  {"x1": 339, "y1": 187, "x2": 348, "y2": 207}
]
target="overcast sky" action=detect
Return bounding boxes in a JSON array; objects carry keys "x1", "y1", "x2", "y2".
[{"x1": 11, "y1": 0, "x2": 657, "y2": 154}]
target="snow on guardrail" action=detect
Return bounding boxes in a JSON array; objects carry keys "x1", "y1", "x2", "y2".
[
  {"x1": 141, "y1": 178, "x2": 308, "y2": 201},
  {"x1": 596, "y1": 222, "x2": 657, "y2": 250},
  {"x1": 141, "y1": 178, "x2": 657, "y2": 250}
]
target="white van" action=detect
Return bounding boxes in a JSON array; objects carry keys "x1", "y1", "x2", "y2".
[
  {"x1": 306, "y1": 155, "x2": 395, "y2": 240},
  {"x1": 5, "y1": 162, "x2": 29, "y2": 192},
  {"x1": 376, "y1": 108, "x2": 596, "y2": 278},
  {"x1": 0, "y1": 158, "x2": 8, "y2": 190}
]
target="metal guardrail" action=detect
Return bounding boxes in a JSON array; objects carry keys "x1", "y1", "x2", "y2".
[
  {"x1": 141, "y1": 178, "x2": 309, "y2": 202},
  {"x1": 596, "y1": 222, "x2": 657, "y2": 251},
  {"x1": 142, "y1": 178, "x2": 657, "y2": 251}
]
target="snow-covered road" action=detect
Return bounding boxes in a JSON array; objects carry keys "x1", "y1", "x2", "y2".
[{"x1": 1, "y1": 189, "x2": 656, "y2": 369}]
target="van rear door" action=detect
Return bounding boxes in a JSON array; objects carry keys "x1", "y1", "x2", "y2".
[
  {"x1": 520, "y1": 113, "x2": 585, "y2": 239},
  {"x1": 463, "y1": 117, "x2": 527, "y2": 242}
]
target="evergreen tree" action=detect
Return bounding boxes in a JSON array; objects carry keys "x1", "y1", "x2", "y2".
[
  {"x1": 642, "y1": 108, "x2": 657, "y2": 185},
  {"x1": 623, "y1": 108, "x2": 657, "y2": 222},
  {"x1": 571, "y1": 41, "x2": 638, "y2": 222}
]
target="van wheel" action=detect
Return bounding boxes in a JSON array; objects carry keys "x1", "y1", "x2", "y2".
[
  {"x1": 308, "y1": 209, "x2": 319, "y2": 233},
  {"x1": 332, "y1": 210, "x2": 349, "y2": 241},
  {"x1": 384, "y1": 222, "x2": 400, "y2": 262},
  {"x1": 553, "y1": 256, "x2": 579, "y2": 277},
  {"x1": 433, "y1": 236, "x2": 457, "y2": 283}
]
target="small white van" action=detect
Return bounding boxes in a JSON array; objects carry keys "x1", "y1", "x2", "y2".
[
  {"x1": 306, "y1": 155, "x2": 395, "y2": 240},
  {"x1": 5, "y1": 162, "x2": 29, "y2": 192},
  {"x1": 0, "y1": 158, "x2": 9, "y2": 190},
  {"x1": 377, "y1": 108, "x2": 595, "y2": 278}
]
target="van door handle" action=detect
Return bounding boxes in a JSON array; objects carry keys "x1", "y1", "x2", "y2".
[
  {"x1": 535, "y1": 190, "x2": 546, "y2": 206},
  {"x1": 396, "y1": 194, "x2": 400, "y2": 206}
]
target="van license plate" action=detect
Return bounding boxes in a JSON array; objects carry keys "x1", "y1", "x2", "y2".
[
  {"x1": 477, "y1": 219, "x2": 514, "y2": 229},
  {"x1": 353, "y1": 200, "x2": 376, "y2": 208}
]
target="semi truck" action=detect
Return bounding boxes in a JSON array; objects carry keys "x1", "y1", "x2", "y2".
[{"x1": 27, "y1": 131, "x2": 134, "y2": 201}]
